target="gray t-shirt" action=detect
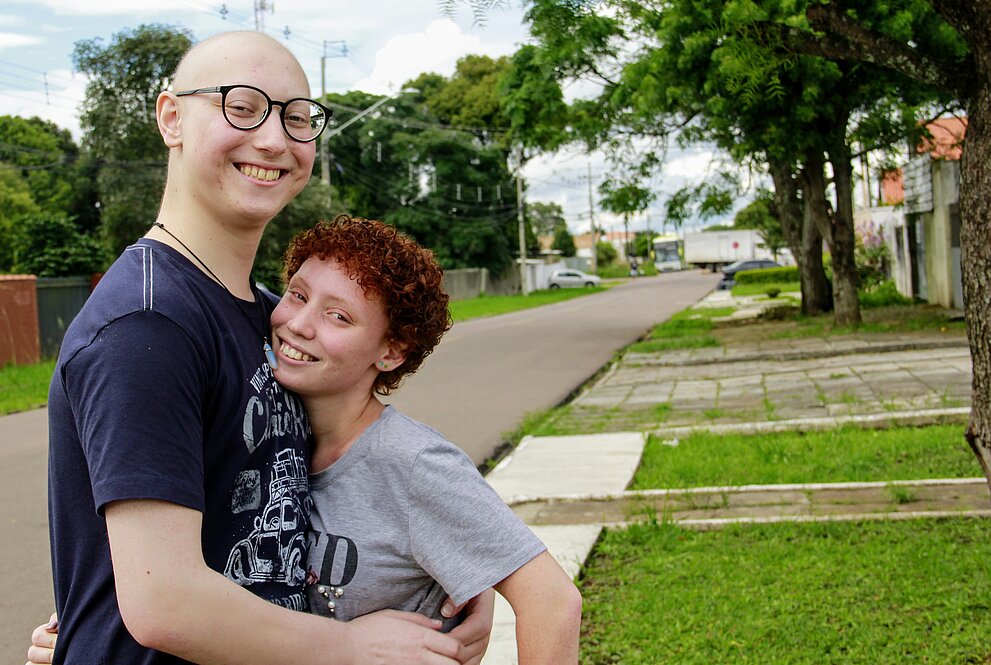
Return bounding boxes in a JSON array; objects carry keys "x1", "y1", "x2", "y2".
[{"x1": 305, "y1": 406, "x2": 546, "y2": 625}]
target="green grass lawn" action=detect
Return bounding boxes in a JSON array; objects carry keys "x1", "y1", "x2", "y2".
[
  {"x1": 580, "y1": 517, "x2": 991, "y2": 664},
  {"x1": 631, "y1": 424, "x2": 980, "y2": 489},
  {"x1": 731, "y1": 281, "x2": 801, "y2": 297},
  {"x1": 0, "y1": 359, "x2": 55, "y2": 415},
  {"x1": 626, "y1": 306, "x2": 734, "y2": 353},
  {"x1": 448, "y1": 287, "x2": 606, "y2": 322}
]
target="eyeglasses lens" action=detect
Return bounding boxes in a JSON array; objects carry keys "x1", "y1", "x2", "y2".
[{"x1": 223, "y1": 86, "x2": 326, "y2": 142}]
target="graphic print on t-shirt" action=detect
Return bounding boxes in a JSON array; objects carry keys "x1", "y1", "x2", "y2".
[{"x1": 224, "y1": 361, "x2": 311, "y2": 601}]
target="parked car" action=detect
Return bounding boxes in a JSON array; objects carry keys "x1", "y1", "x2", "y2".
[
  {"x1": 716, "y1": 258, "x2": 781, "y2": 290},
  {"x1": 547, "y1": 269, "x2": 602, "y2": 289}
]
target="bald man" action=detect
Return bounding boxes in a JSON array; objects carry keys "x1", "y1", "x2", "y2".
[{"x1": 46, "y1": 31, "x2": 485, "y2": 665}]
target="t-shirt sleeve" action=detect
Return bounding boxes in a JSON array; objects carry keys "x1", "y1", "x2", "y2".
[
  {"x1": 408, "y1": 441, "x2": 547, "y2": 606},
  {"x1": 61, "y1": 311, "x2": 208, "y2": 515}
]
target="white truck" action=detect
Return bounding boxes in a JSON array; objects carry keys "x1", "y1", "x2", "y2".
[{"x1": 683, "y1": 229, "x2": 775, "y2": 271}]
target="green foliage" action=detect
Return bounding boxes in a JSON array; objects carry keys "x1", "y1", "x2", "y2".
[
  {"x1": 551, "y1": 224, "x2": 576, "y2": 257},
  {"x1": 0, "y1": 166, "x2": 42, "y2": 271},
  {"x1": 765, "y1": 286, "x2": 781, "y2": 298},
  {"x1": 859, "y1": 280, "x2": 912, "y2": 309},
  {"x1": 73, "y1": 25, "x2": 192, "y2": 255},
  {"x1": 595, "y1": 241, "x2": 618, "y2": 267},
  {"x1": 11, "y1": 214, "x2": 108, "y2": 277},
  {"x1": 734, "y1": 266, "x2": 799, "y2": 284},
  {"x1": 526, "y1": 201, "x2": 566, "y2": 236},
  {"x1": 734, "y1": 191, "x2": 787, "y2": 257}
]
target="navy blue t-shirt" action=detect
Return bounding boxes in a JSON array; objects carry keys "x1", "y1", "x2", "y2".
[{"x1": 48, "y1": 239, "x2": 312, "y2": 664}]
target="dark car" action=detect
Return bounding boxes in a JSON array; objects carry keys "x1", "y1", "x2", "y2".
[{"x1": 716, "y1": 259, "x2": 781, "y2": 290}]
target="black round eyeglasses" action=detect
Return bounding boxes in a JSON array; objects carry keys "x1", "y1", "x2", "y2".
[{"x1": 174, "y1": 84, "x2": 333, "y2": 143}]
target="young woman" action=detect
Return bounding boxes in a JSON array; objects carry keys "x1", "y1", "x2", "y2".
[
  {"x1": 30, "y1": 215, "x2": 582, "y2": 664},
  {"x1": 272, "y1": 216, "x2": 581, "y2": 662}
]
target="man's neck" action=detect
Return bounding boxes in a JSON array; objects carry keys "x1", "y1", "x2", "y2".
[{"x1": 147, "y1": 211, "x2": 265, "y2": 301}]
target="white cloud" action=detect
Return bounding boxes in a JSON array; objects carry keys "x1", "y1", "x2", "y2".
[
  {"x1": 0, "y1": 32, "x2": 40, "y2": 49},
  {"x1": 12, "y1": 0, "x2": 189, "y2": 15},
  {"x1": 351, "y1": 19, "x2": 516, "y2": 94}
]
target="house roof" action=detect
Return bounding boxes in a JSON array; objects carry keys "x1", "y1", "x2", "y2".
[{"x1": 918, "y1": 116, "x2": 967, "y2": 161}]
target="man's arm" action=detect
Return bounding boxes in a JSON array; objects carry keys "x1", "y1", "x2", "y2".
[
  {"x1": 107, "y1": 499, "x2": 463, "y2": 665},
  {"x1": 493, "y1": 551, "x2": 582, "y2": 665}
]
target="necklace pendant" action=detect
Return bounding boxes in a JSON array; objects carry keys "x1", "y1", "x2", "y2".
[{"x1": 264, "y1": 340, "x2": 278, "y2": 370}]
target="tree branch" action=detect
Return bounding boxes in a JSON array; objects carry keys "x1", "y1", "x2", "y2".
[{"x1": 804, "y1": 4, "x2": 974, "y2": 98}]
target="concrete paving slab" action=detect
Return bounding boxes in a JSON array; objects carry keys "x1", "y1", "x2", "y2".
[{"x1": 486, "y1": 432, "x2": 647, "y2": 502}]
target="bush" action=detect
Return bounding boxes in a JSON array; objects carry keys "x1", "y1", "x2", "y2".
[
  {"x1": 11, "y1": 214, "x2": 108, "y2": 277},
  {"x1": 859, "y1": 280, "x2": 912, "y2": 308},
  {"x1": 734, "y1": 266, "x2": 799, "y2": 284},
  {"x1": 765, "y1": 287, "x2": 781, "y2": 298}
]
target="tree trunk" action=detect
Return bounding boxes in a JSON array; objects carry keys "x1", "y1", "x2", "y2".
[
  {"x1": 825, "y1": 129, "x2": 862, "y2": 327},
  {"x1": 960, "y1": 24, "x2": 991, "y2": 491},
  {"x1": 769, "y1": 157, "x2": 831, "y2": 316},
  {"x1": 803, "y1": 146, "x2": 859, "y2": 326}
]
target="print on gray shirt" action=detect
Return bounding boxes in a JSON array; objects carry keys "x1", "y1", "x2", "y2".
[{"x1": 305, "y1": 406, "x2": 545, "y2": 624}]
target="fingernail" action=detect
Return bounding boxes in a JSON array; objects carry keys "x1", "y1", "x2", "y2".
[
  {"x1": 440, "y1": 601, "x2": 454, "y2": 618},
  {"x1": 46, "y1": 616, "x2": 59, "y2": 630}
]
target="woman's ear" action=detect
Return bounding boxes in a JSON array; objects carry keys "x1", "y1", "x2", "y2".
[
  {"x1": 157, "y1": 91, "x2": 182, "y2": 148},
  {"x1": 377, "y1": 342, "x2": 407, "y2": 372}
]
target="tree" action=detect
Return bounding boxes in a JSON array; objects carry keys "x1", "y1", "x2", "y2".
[
  {"x1": 322, "y1": 75, "x2": 520, "y2": 275},
  {"x1": 747, "y1": 1, "x2": 991, "y2": 493},
  {"x1": 73, "y1": 25, "x2": 193, "y2": 255},
  {"x1": 10, "y1": 214, "x2": 108, "y2": 277},
  {"x1": 0, "y1": 166, "x2": 41, "y2": 271},
  {"x1": 527, "y1": 201, "x2": 566, "y2": 237},
  {"x1": 552, "y1": 224, "x2": 577, "y2": 257}
]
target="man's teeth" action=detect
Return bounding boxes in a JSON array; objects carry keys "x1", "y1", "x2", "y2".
[
  {"x1": 240, "y1": 165, "x2": 281, "y2": 181},
  {"x1": 280, "y1": 342, "x2": 314, "y2": 362}
]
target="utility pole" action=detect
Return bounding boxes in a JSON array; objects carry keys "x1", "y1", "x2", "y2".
[
  {"x1": 516, "y1": 145, "x2": 530, "y2": 295},
  {"x1": 254, "y1": 0, "x2": 274, "y2": 31},
  {"x1": 320, "y1": 40, "x2": 347, "y2": 209},
  {"x1": 586, "y1": 160, "x2": 598, "y2": 274}
]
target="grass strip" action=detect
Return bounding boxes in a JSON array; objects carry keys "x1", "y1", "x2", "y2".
[
  {"x1": 627, "y1": 307, "x2": 733, "y2": 353},
  {"x1": 580, "y1": 517, "x2": 991, "y2": 664},
  {"x1": 632, "y1": 424, "x2": 980, "y2": 489},
  {"x1": 0, "y1": 359, "x2": 56, "y2": 416},
  {"x1": 448, "y1": 287, "x2": 606, "y2": 322},
  {"x1": 731, "y1": 281, "x2": 801, "y2": 297}
]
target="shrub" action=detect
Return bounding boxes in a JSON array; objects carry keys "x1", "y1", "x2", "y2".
[
  {"x1": 765, "y1": 287, "x2": 781, "y2": 298},
  {"x1": 735, "y1": 266, "x2": 799, "y2": 284},
  {"x1": 859, "y1": 280, "x2": 912, "y2": 308}
]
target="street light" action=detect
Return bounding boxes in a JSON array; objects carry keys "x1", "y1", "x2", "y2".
[{"x1": 321, "y1": 87, "x2": 419, "y2": 210}]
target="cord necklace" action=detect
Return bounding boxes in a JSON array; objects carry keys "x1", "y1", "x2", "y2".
[{"x1": 152, "y1": 221, "x2": 279, "y2": 370}]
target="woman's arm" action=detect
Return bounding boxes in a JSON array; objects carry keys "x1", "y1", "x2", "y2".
[{"x1": 493, "y1": 551, "x2": 582, "y2": 665}]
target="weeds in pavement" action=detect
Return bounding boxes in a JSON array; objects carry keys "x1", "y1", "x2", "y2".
[{"x1": 887, "y1": 484, "x2": 920, "y2": 505}]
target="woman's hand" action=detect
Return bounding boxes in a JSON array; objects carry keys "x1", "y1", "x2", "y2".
[{"x1": 444, "y1": 589, "x2": 495, "y2": 665}]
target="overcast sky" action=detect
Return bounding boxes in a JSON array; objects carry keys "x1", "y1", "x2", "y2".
[{"x1": 0, "y1": 0, "x2": 738, "y2": 233}]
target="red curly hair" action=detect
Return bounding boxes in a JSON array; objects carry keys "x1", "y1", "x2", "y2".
[{"x1": 282, "y1": 215, "x2": 452, "y2": 396}]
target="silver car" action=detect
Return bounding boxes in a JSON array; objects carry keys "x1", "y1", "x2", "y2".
[{"x1": 547, "y1": 269, "x2": 602, "y2": 289}]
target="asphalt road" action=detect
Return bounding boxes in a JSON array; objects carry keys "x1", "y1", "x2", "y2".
[{"x1": 0, "y1": 269, "x2": 718, "y2": 661}]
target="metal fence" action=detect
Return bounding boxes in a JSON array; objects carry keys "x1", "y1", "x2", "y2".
[{"x1": 36, "y1": 277, "x2": 91, "y2": 358}]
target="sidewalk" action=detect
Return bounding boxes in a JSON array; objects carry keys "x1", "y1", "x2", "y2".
[{"x1": 478, "y1": 292, "x2": 988, "y2": 664}]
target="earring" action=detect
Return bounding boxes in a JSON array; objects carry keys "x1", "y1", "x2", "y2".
[{"x1": 378, "y1": 361, "x2": 388, "y2": 369}]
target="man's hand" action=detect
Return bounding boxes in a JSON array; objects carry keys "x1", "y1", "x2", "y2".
[
  {"x1": 345, "y1": 610, "x2": 462, "y2": 664},
  {"x1": 24, "y1": 613, "x2": 57, "y2": 665},
  {"x1": 444, "y1": 589, "x2": 495, "y2": 665}
]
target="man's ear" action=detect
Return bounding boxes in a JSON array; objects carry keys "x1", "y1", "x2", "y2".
[{"x1": 157, "y1": 91, "x2": 182, "y2": 148}]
